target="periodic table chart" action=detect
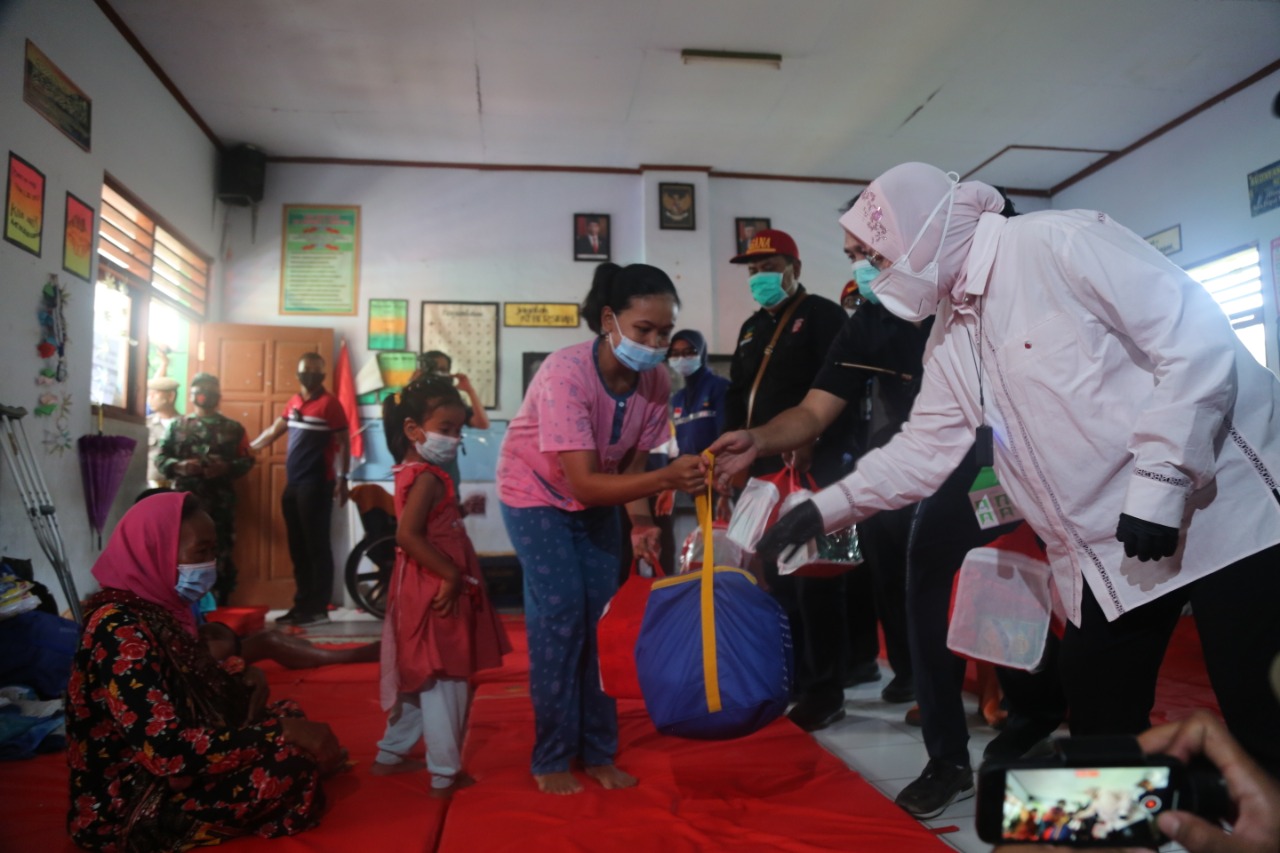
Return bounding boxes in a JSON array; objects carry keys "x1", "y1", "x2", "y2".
[{"x1": 420, "y1": 301, "x2": 499, "y2": 409}]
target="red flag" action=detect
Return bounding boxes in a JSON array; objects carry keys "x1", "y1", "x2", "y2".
[{"x1": 335, "y1": 339, "x2": 364, "y2": 459}]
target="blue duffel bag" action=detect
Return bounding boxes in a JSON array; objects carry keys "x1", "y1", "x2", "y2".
[{"x1": 634, "y1": 488, "x2": 793, "y2": 739}]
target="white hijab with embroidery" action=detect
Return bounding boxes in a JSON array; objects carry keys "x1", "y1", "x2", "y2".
[{"x1": 839, "y1": 162, "x2": 1006, "y2": 309}]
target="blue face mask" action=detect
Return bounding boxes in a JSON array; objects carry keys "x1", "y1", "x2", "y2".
[
  {"x1": 175, "y1": 560, "x2": 218, "y2": 603},
  {"x1": 609, "y1": 327, "x2": 667, "y2": 372},
  {"x1": 851, "y1": 259, "x2": 881, "y2": 304},
  {"x1": 667, "y1": 356, "x2": 700, "y2": 377},
  {"x1": 749, "y1": 271, "x2": 788, "y2": 308}
]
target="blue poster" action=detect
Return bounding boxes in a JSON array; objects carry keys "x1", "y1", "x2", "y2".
[{"x1": 1247, "y1": 158, "x2": 1280, "y2": 218}]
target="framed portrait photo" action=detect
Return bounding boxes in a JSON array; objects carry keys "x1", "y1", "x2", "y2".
[
  {"x1": 658, "y1": 182, "x2": 695, "y2": 230},
  {"x1": 734, "y1": 217, "x2": 771, "y2": 256},
  {"x1": 573, "y1": 213, "x2": 611, "y2": 262}
]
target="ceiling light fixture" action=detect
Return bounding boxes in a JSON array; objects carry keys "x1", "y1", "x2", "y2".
[{"x1": 680, "y1": 49, "x2": 782, "y2": 69}]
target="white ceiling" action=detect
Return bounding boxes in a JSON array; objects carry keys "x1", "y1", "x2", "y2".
[{"x1": 106, "y1": 0, "x2": 1280, "y2": 193}]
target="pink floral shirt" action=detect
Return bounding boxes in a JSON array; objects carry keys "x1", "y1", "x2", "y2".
[{"x1": 497, "y1": 339, "x2": 670, "y2": 510}]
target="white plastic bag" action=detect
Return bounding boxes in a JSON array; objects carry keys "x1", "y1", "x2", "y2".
[
  {"x1": 946, "y1": 546, "x2": 1054, "y2": 670},
  {"x1": 773, "y1": 489, "x2": 864, "y2": 578},
  {"x1": 725, "y1": 476, "x2": 781, "y2": 553}
]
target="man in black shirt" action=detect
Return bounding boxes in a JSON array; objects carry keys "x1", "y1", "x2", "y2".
[{"x1": 724, "y1": 229, "x2": 871, "y2": 731}]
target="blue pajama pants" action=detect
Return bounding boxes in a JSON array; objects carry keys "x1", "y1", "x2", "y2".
[{"x1": 500, "y1": 502, "x2": 622, "y2": 775}]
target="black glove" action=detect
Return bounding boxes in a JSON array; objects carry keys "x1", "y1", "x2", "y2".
[
  {"x1": 755, "y1": 500, "x2": 825, "y2": 565},
  {"x1": 1115, "y1": 513, "x2": 1179, "y2": 562}
]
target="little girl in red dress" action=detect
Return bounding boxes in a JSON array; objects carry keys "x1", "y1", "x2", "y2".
[{"x1": 373, "y1": 378, "x2": 510, "y2": 796}]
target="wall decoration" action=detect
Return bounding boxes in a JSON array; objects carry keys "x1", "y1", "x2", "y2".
[
  {"x1": 367, "y1": 298, "x2": 408, "y2": 350},
  {"x1": 35, "y1": 275, "x2": 73, "y2": 454},
  {"x1": 5, "y1": 152, "x2": 45, "y2": 256},
  {"x1": 734, "y1": 217, "x2": 771, "y2": 256},
  {"x1": 280, "y1": 205, "x2": 360, "y2": 315},
  {"x1": 504, "y1": 303, "x2": 580, "y2": 328},
  {"x1": 23, "y1": 40, "x2": 91, "y2": 151},
  {"x1": 1247, "y1": 158, "x2": 1280, "y2": 218},
  {"x1": 63, "y1": 192, "x2": 94, "y2": 280},
  {"x1": 573, "y1": 213, "x2": 611, "y2": 261},
  {"x1": 1271, "y1": 236, "x2": 1280, "y2": 307},
  {"x1": 421, "y1": 302, "x2": 499, "y2": 409},
  {"x1": 522, "y1": 352, "x2": 550, "y2": 398},
  {"x1": 658, "y1": 182, "x2": 696, "y2": 230},
  {"x1": 1144, "y1": 224, "x2": 1181, "y2": 257}
]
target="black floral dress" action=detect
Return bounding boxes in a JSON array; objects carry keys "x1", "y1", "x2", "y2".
[{"x1": 66, "y1": 592, "x2": 325, "y2": 851}]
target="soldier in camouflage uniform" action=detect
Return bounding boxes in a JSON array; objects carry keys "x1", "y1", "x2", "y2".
[{"x1": 156, "y1": 373, "x2": 255, "y2": 602}]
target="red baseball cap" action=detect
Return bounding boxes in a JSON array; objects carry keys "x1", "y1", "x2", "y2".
[
  {"x1": 730, "y1": 228, "x2": 800, "y2": 264},
  {"x1": 841, "y1": 281, "x2": 859, "y2": 303}
]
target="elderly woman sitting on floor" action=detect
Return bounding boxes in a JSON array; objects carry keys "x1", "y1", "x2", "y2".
[{"x1": 66, "y1": 491, "x2": 344, "y2": 851}]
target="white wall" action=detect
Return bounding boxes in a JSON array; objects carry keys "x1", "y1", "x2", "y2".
[
  {"x1": 224, "y1": 162, "x2": 1048, "y2": 418},
  {"x1": 1052, "y1": 69, "x2": 1280, "y2": 370},
  {"x1": 0, "y1": 0, "x2": 221, "y2": 613}
]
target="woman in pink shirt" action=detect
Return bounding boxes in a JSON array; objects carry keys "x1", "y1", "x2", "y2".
[{"x1": 498, "y1": 262, "x2": 706, "y2": 795}]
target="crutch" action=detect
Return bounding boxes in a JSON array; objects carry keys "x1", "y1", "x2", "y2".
[{"x1": 0, "y1": 404, "x2": 81, "y2": 623}]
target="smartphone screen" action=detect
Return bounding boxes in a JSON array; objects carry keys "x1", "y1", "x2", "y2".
[{"x1": 981, "y1": 764, "x2": 1181, "y2": 847}]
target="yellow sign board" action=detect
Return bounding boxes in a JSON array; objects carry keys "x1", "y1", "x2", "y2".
[{"x1": 504, "y1": 303, "x2": 580, "y2": 328}]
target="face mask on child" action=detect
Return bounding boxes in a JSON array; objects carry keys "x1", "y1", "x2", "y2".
[{"x1": 415, "y1": 432, "x2": 462, "y2": 466}]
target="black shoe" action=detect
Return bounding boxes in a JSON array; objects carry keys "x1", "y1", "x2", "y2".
[
  {"x1": 787, "y1": 696, "x2": 847, "y2": 732},
  {"x1": 275, "y1": 607, "x2": 303, "y2": 625},
  {"x1": 842, "y1": 660, "x2": 881, "y2": 689},
  {"x1": 894, "y1": 758, "x2": 974, "y2": 819},
  {"x1": 982, "y1": 717, "x2": 1060, "y2": 762},
  {"x1": 291, "y1": 610, "x2": 330, "y2": 627},
  {"x1": 880, "y1": 675, "x2": 915, "y2": 704}
]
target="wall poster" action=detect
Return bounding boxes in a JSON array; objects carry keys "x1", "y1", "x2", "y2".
[
  {"x1": 421, "y1": 301, "x2": 499, "y2": 409},
  {"x1": 63, "y1": 192, "x2": 94, "y2": 280},
  {"x1": 367, "y1": 298, "x2": 408, "y2": 350},
  {"x1": 5, "y1": 152, "x2": 45, "y2": 256},
  {"x1": 280, "y1": 205, "x2": 360, "y2": 315},
  {"x1": 23, "y1": 40, "x2": 91, "y2": 151}
]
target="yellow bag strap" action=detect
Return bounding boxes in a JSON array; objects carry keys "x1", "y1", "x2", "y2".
[{"x1": 694, "y1": 452, "x2": 721, "y2": 713}]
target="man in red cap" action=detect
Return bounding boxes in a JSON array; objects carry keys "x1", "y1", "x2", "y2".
[{"x1": 725, "y1": 229, "x2": 875, "y2": 731}]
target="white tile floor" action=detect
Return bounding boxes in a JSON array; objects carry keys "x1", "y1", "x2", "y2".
[{"x1": 811, "y1": 665, "x2": 1011, "y2": 853}]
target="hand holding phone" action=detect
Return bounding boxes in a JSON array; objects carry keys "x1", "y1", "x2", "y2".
[{"x1": 977, "y1": 732, "x2": 1230, "y2": 849}]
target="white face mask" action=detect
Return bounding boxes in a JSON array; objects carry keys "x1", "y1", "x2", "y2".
[
  {"x1": 415, "y1": 431, "x2": 462, "y2": 466},
  {"x1": 871, "y1": 175, "x2": 959, "y2": 322}
]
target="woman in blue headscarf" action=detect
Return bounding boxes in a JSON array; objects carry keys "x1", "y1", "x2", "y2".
[{"x1": 666, "y1": 330, "x2": 730, "y2": 457}]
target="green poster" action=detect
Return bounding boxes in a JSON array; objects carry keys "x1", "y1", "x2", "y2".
[{"x1": 280, "y1": 205, "x2": 359, "y2": 315}]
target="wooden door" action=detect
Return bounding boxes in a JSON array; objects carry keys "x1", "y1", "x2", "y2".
[{"x1": 195, "y1": 323, "x2": 334, "y2": 608}]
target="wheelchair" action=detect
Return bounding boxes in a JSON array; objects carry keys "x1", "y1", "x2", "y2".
[{"x1": 344, "y1": 484, "x2": 397, "y2": 619}]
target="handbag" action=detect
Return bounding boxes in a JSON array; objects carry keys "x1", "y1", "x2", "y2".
[
  {"x1": 635, "y1": 473, "x2": 793, "y2": 739},
  {"x1": 597, "y1": 559, "x2": 666, "y2": 700}
]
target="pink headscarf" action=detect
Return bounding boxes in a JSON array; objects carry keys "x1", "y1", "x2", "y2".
[
  {"x1": 91, "y1": 491, "x2": 196, "y2": 634},
  {"x1": 839, "y1": 162, "x2": 1006, "y2": 306}
]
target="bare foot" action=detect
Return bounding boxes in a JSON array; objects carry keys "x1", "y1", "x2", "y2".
[
  {"x1": 370, "y1": 758, "x2": 426, "y2": 776},
  {"x1": 534, "y1": 771, "x2": 583, "y2": 795},
  {"x1": 429, "y1": 771, "x2": 477, "y2": 799},
  {"x1": 585, "y1": 764, "x2": 637, "y2": 790}
]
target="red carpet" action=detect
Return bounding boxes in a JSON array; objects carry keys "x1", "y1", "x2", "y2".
[{"x1": 0, "y1": 616, "x2": 1216, "y2": 851}]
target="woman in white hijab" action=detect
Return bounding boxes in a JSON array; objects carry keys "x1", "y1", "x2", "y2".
[{"x1": 753, "y1": 161, "x2": 1280, "y2": 777}]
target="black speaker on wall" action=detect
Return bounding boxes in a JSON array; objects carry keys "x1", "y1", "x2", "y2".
[{"x1": 217, "y1": 144, "x2": 266, "y2": 206}]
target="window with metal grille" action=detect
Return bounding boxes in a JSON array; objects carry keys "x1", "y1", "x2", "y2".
[
  {"x1": 1185, "y1": 244, "x2": 1267, "y2": 368},
  {"x1": 90, "y1": 178, "x2": 210, "y2": 417}
]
